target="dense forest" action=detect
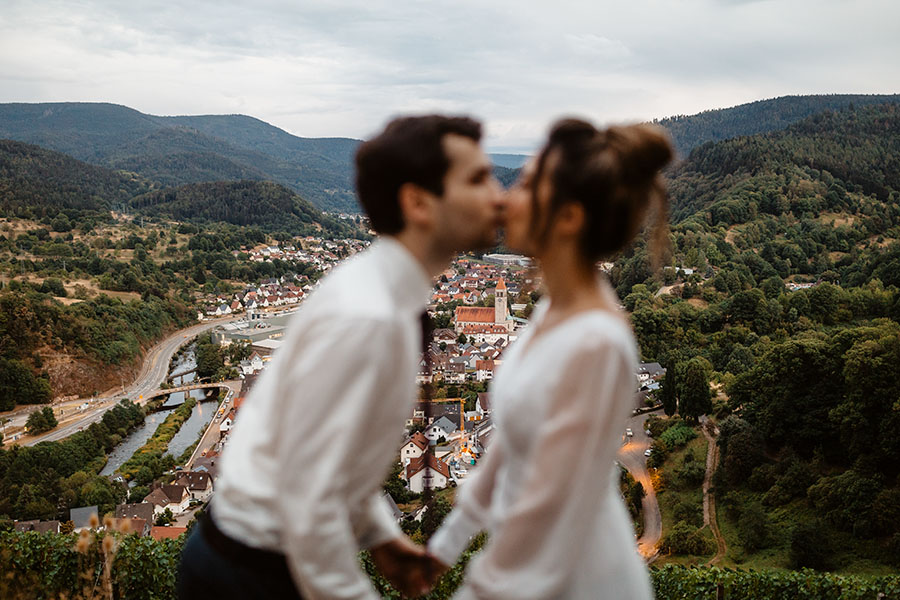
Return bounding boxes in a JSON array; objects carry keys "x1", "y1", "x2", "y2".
[
  {"x1": 0, "y1": 136, "x2": 359, "y2": 241},
  {"x1": 657, "y1": 93, "x2": 900, "y2": 157},
  {"x1": 8, "y1": 96, "x2": 897, "y2": 213},
  {"x1": 0, "y1": 103, "x2": 361, "y2": 212},
  {"x1": 609, "y1": 103, "x2": 900, "y2": 571},
  {"x1": 130, "y1": 180, "x2": 359, "y2": 238},
  {"x1": 0, "y1": 139, "x2": 154, "y2": 218}
]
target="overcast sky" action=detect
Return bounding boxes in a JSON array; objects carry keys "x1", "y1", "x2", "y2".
[{"x1": 1, "y1": 0, "x2": 898, "y2": 152}]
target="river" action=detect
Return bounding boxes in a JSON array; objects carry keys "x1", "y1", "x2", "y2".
[{"x1": 100, "y1": 350, "x2": 218, "y2": 476}]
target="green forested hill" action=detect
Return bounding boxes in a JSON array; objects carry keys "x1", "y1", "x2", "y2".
[
  {"x1": 669, "y1": 103, "x2": 900, "y2": 223},
  {"x1": 607, "y1": 103, "x2": 900, "y2": 573},
  {"x1": 657, "y1": 93, "x2": 900, "y2": 157},
  {"x1": 7, "y1": 97, "x2": 899, "y2": 214},
  {"x1": 130, "y1": 180, "x2": 357, "y2": 238},
  {"x1": 0, "y1": 139, "x2": 154, "y2": 217},
  {"x1": 658, "y1": 104, "x2": 900, "y2": 289},
  {"x1": 0, "y1": 103, "x2": 360, "y2": 212},
  {"x1": 0, "y1": 137, "x2": 356, "y2": 238}
]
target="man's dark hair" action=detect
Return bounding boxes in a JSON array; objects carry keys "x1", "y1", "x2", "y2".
[{"x1": 355, "y1": 115, "x2": 482, "y2": 234}]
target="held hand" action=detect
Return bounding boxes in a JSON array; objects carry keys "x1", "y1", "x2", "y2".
[
  {"x1": 425, "y1": 552, "x2": 450, "y2": 584},
  {"x1": 370, "y1": 537, "x2": 434, "y2": 598}
]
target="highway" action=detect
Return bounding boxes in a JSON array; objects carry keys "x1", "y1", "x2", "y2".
[{"x1": 0, "y1": 315, "x2": 243, "y2": 446}]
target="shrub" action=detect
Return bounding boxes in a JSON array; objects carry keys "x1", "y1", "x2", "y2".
[
  {"x1": 659, "y1": 423, "x2": 698, "y2": 449},
  {"x1": 737, "y1": 501, "x2": 770, "y2": 552},
  {"x1": 661, "y1": 520, "x2": 712, "y2": 556},
  {"x1": 676, "y1": 460, "x2": 707, "y2": 487},
  {"x1": 790, "y1": 520, "x2": 835, "y2": 571}
]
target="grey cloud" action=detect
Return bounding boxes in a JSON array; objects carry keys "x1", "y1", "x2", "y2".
[{"x1": 1, "y1": 0, "x2": 898, "y2": 151}]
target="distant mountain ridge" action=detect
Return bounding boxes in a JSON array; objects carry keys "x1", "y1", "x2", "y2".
[
  {"x1": 656, "y1": 93, "x2": 900, "y2": 157},
  {"x1": 2, "y1": 95, "x2": 899, "y2": 214},
  {"x1": 0, "y1": 102, "x2": 360, "y2": 212},
  {"x1": 0, "y1": 138, "x2": 354, "y2": 238}
]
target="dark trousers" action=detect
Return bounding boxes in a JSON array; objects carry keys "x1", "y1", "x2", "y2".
[{"x1": 177, "y1": 515, "x2": 303, "y2": 599}]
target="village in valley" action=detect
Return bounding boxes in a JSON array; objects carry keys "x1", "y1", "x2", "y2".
[{"x1": 12, "y1": 237, "x2": 668, "y2": 541}]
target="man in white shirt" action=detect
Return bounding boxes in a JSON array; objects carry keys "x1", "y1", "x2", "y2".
[{"x1": 177, "y1": 115, "x2": 504, "y2": 599}]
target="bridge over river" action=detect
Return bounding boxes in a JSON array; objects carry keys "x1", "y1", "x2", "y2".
[{"x1": 143, "y1": 381, "x2": 242, "y2": 404}]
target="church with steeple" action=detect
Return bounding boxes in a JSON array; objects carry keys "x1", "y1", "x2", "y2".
[{"x1": 453, "y1": 278, "x2": 514, "y2": 334}]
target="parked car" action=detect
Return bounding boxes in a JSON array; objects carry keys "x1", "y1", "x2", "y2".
[
  {"x1": 625, "y1": 428, "x2": 634, "y2": 437},
  {"x1": 644, "y1": 448, "x2": 653, "y2": 457}
]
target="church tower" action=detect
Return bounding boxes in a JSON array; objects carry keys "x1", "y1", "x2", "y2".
[{"x1": 495, "y1": 277, "x2": 508, "y2": 328}]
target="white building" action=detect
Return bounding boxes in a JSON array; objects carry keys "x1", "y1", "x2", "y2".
[{"x1": 405, "y1": 454, "x2": 451, "y2": 493}]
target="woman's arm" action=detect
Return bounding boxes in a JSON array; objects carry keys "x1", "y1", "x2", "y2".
[
  {"x1": 428, "y1": 433, "x2": 505, "y2": 567},
  {"x1": 460, "y1": 340, "x2": 633, "y2": 599}
]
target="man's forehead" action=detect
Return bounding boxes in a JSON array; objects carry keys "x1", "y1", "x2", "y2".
[{"x1": 442, "y1": 133, "x2": 489, "y2": 170}]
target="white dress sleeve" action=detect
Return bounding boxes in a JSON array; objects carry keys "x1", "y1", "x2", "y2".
[
  {"x1": 458, "y1": 338, "x2": 633, "y2": 600},
  {"x1": 428, "y1": 438, "x2": 505, "y2": 566}
]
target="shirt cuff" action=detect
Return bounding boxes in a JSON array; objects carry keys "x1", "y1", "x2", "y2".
[{"x1": 428, "y1": 508, "x2": 482, "y2": 567}]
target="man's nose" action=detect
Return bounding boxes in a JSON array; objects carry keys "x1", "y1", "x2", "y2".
[{"x1": 492, "y1": 180, "x2": 507, "y2": 207}]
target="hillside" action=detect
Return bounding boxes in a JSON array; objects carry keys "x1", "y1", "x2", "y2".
[
  {"x1": 657, "y1": 93, "x2": 900, "y2": 157},
  {"x1": 611, "y1": 103, "x2": 900, "y2": 298},
  {"x1": 8, "y1": 97, "x2": 900, "y2": 214},
  {"x1": 0, "y1": 139, "x2": 154, "y2": 217},
  {"x1": 608, "y1": 104, "x2": 900, "y2": 575},
  {"x1": 664, "y1": 103, "x2": 900, "y2": 290},
  {"x1": 131, "y1": 180, "x2": 358, "y2": 238},
  {"x1": 0, "y1": 103, "x2": 360, "y2": 212}
]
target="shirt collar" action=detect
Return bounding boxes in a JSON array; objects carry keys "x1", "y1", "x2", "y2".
[{"x1": 371, "y1": 236, "x2": 434, "y2": 314}]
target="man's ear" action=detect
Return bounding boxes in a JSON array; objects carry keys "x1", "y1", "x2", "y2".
[{"x1": 398, "y1": 183, "x2": 435, "y2": 229}]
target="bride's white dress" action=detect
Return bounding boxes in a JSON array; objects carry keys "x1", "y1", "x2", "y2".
[{"x1": 429, "y1": 296, "x2": 654, "y2": 599}]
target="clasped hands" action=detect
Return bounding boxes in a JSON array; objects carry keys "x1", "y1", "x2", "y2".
[{"x1": 371, "y1": 537, "x2": 448, "y2": 598}]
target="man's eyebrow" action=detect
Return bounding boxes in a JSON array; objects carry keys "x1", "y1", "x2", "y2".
[{"x1": 470, "y1": 165, "x2": 491, "y2": 179}]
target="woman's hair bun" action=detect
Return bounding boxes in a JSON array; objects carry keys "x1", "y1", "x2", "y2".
[
  {"x1": 534, "y1": 117, "x2": 674, "y2": 267},
  {"x1": 604, "y1": 124, "x2": 673, "y2": 185}
]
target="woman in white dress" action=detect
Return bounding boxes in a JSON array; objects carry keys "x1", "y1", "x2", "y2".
[{"x1": 428, "y1": 119, "x2": 673, "y2": 599}]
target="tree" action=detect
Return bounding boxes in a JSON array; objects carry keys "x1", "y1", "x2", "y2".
[
  {"x1": 25, "y1": 406, "x2": 57, "y2": 434},
  {"x1": 39, "y1": 278, "x2": 67, "y2": 297},
  {"x1": 790, "y1": 521, "x2": 833, "y2": 570},
  {"x1": 155, "y1": 508, "x2": 174, "y2": 526},
  {"x1": 660, "y1": 521, "x2": 711, "y2": 556},
  {"x1": 456, "y1": 333, "x2": 467, "y2": 345},
  {"x1": 196, "y1": 339, "x2": 224, "y2": 380},
  {"x1": 677, "y1": 358, "x2": 712, "y2": 423},
  {"x1": 660, "y1": 371, "x2": 677, "y2": 417},
  {"x1": 629, "y1": 481, "x2": 646, "y2": 516},
  {"x1": 0, "y1": 359, "x2": 51, "y2": 410},
  {"x1": 737, "y1": 502, "x2": 770, "y2": 551},
  {"x1": 382, "y1": 462, "x2": 416, "y2": 504},
  {"x1": 129, "y1": 486, "x2": 150, "y2": 503},
  {"x1": 419, "y1": 496, "x2": 452, "y2": 540}
]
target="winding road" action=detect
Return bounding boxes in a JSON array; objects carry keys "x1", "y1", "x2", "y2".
[
  {"x1": 1, "y1": 315, "x2": 243, "y2": 446},
  {"x1": 617, "y1": 407, "x2": 664, "y2": 560}
]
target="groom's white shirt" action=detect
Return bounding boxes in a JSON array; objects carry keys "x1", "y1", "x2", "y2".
[{"x1": 213, "y1": 237, "x2": 432, "y2": 600}]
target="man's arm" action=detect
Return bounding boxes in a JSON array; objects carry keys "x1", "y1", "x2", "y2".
[{"x1": 274, "y1": 317, "x2": 408, "y2": 600}]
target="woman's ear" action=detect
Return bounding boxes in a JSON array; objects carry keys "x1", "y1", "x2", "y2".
[
  {"x1": 397, "y1": 182, "x2": 434, "y2": 230},
  {"x1": 554, "y1": 202, "x2": 585, "y2": 238}
]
